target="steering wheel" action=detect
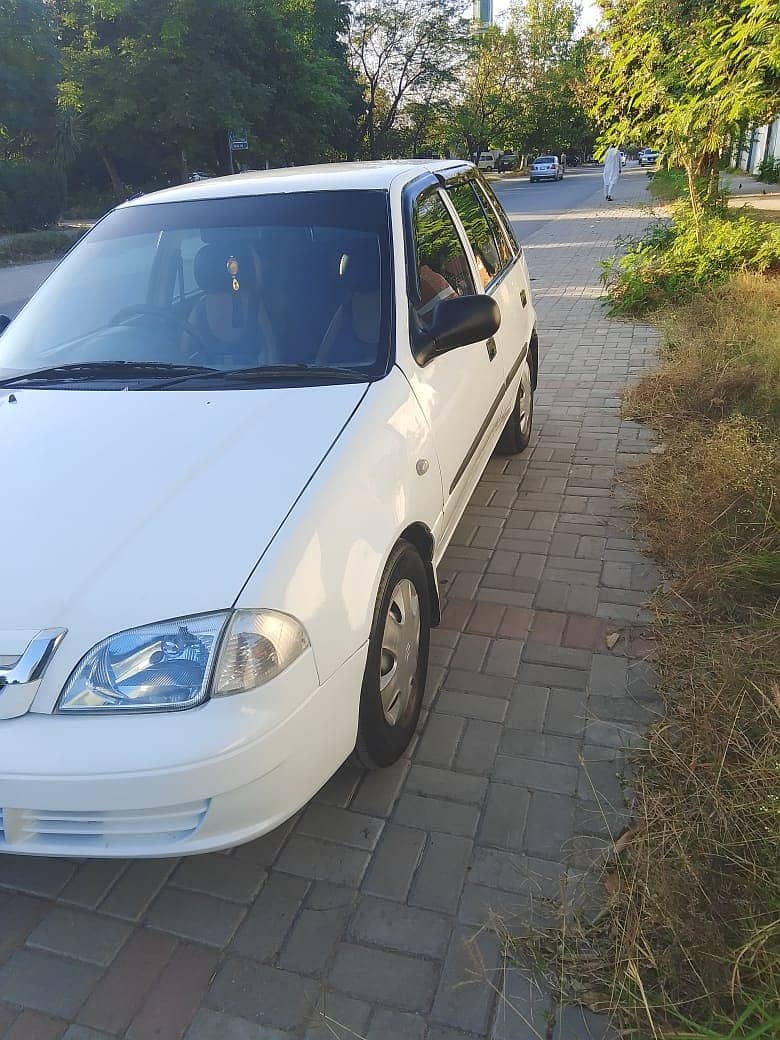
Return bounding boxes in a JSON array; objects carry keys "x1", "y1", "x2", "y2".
[{"x1": 110, "y1": 304, "x2": 210, "y2": 359}]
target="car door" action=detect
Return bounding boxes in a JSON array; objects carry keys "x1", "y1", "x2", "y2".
[{"x1": 399, "y1": 182, "x2": 507, "y2": 548}]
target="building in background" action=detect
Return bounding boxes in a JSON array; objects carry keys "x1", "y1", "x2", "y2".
[{"x1": 472, "y1": 0, "x2": 493, "y2": 26}]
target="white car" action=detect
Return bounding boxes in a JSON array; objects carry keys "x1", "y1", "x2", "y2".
[
  {"x1": 477, "y1": 151, "x2": 502, "y2": 171},
  {"x1": 0, "y1": 161, "x2": 537, "y2": 858},
  {"x1": 530, "y1": 155, "x2": 564, "y2": 182}
]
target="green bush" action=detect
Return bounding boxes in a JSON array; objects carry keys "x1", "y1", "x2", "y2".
[
  {"x1": 647, "y1": 168, "x2": 689, "y2": 202},
  {"x1": 601, "y1": 204, "x2": 780, "y2": 314},
  {"x1": 0, "y1": 160, "x2": 66, "y2": 232},
  {"x1": 0, "y1": 228, "x2": 82, "y2": 267},
  {"x1": 757, "y1": 156, "x2": 780, "y2": 184}
]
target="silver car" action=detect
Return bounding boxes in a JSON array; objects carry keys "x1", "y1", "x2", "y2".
[{"x1": 530, "y1": 155, "x2": 563, "y2": 182}]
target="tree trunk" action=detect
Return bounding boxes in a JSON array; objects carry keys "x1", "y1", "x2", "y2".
[
  {"x1": 684, "y1": 160, "x2": 704, "y2": 248},
  {"x1": 100, "y1": 150, "x2": 125, "y2": 201}
]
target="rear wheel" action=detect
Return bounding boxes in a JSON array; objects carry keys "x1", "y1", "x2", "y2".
[
  {"x1": 356, "y1": 542, "x2": 430, "y2": 769},
  {"x1": 496, "y1": 357, "x2": 534, "y2": 455}
]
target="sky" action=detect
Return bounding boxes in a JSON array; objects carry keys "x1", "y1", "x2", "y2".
[{"x1": 492, "y1": 0, "x2": 602, "y2": 32}]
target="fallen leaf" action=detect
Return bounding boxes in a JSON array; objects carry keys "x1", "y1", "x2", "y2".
[
  {"x1": 605, "y1": 631, "x2": 620, "y2": 650},
  {"x1": 650, "y1": 444, "x2": 667, "y2": 455},
  {"x1": 604, "y1": 870, "x2": 620, "y2": 896}
]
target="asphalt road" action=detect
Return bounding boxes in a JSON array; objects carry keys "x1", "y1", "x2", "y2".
[
  {"x1": 492, "y1": 164, "x2": 608, "y2": 239},
  {"x1": 0, "y1": 166, "x2": 613, "y2": 318}
]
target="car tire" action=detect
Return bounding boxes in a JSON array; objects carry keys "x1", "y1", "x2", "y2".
[
  {"x1": 496, "y1": 356, "x2": 534, "y2": 455},
  {"x1": 355, "y1": 541, "x2": 430, "y2": 769}
]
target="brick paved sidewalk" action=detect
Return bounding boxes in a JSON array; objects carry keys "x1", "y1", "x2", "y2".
[{"x1": 0, "y1": 172, "x2": 662, "y2": 1040}]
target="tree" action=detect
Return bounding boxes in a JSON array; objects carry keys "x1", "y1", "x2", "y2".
[
  {"x1": 54, "y1": 0, "x2": 360, "y2": 198},
  {"x1": 592, "y1": 0, "x2": 780, "y2": 240},
  {"x1": 347, "y1": 0, "x2": 468, "y2": 158},
  {"x1": 0, "y1": 0, "x2": 59, "y2": 158},
  {"x1": 508, "y1": 0, "x2": 593, "y2": 158},
  {"x1": 449, "y1": 25, "x2": 527, "y2": 161}
]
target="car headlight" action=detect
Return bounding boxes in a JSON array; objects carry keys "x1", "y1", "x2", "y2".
[{"x1": 57, "y1": 609, "x2": 309, "y2": 713}]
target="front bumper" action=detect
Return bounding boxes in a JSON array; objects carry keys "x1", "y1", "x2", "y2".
[{"x1": 0, "y1": 646, "x2": 366, "y2": 857}]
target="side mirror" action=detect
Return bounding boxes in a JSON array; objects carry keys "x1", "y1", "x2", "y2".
[
  {"x1": 0, "y1": 315, "x2": 10, "y2": 335},
  {"x1": 414, "y1": 295, "x2": 501, "y2": 365}
]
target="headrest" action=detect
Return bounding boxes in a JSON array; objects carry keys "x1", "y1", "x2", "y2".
[
  {"x1": 193, "y1": 244, "x2": 258, "y2": 294},
  {"x1": 338, "y1": 237, "x2": 381, "y2": 294}
]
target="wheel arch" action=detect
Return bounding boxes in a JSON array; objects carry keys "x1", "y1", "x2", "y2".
[
  {"x1": 529, "y1": 327, "x2": 539, "y2": 391},
  {"x1": 398, "y1": 522, "x2": 441, "y2": 627}
]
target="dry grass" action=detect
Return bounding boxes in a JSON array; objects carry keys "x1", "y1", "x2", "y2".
[{"x1": 501, "y1": 274, "x2": 780, "y2": 1038}]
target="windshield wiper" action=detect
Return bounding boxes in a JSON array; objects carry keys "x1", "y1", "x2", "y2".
[
  {"x1": 0, "y1": 361, "x2": 220, "y2": 387},
  {"x1": 159, "y1": 362, "x2": 368, "y2": 387}
]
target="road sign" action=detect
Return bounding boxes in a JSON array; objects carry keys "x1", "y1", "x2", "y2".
[{"x1": 229, "y1": 130, "x2": 248, "y2": 151}]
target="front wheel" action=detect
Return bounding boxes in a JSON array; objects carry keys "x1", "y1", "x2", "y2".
[
  {"x1": 496, "y1": 357, "x2": 534, "y2": 454},
  {"x1": 356, "y1": 542, "x2": 431, "y2": 769}
]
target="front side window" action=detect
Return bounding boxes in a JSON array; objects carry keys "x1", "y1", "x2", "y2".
[
  {"x1": 0, "y1": 190, "x2": 392, "y2": 387},
  {"x1": 411, "y1": 190, "x2": 475, "y2": 318},
  {"x1": 446, "y1": 180, "x2": 501, "y2": 288}
]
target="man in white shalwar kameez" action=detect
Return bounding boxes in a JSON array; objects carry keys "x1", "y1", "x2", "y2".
[{"x1": 603, "y1": 146, "x2": 621, "y2": 201}]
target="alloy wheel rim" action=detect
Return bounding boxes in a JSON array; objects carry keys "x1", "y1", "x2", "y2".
[{"x1": 379, "y1": 578, "x2": 421, "y2": 726}]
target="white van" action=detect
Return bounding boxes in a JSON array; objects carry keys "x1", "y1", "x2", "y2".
[{"x1": 477, "y1": 150, "x2": 502, "y2": 171}]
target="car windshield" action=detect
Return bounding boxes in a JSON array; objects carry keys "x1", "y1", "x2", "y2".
[
  {"x1": 535, "y1": 156, "x2": 556, "y2": 163},
  {"x1": 0, "y1": 189, "x2": 392, "y2": 387}
]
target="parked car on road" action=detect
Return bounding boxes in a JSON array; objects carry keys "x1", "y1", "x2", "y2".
[
  {"x1": 497, "y1": 152, "x2": 519, "y2": 172},
  {"x1": 530, "y1": 155, "x2": 564, "y2": 182},
  {"x1": 0, "y1": 160, "x2": 538, "y2": 857},
  {"x1": 620, "y1": 151, "x2": 627, "y2": 167},
  {"x1": 477, "y1": 150, "x2": 503, "y2": 171},
  {"x1": 638, "y1": 148, "x2": 661, "y2": 166}
]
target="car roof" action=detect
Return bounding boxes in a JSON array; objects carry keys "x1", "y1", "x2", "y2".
[{"x1": 123, "y1": 160, "x2": 469, "y2": 208}]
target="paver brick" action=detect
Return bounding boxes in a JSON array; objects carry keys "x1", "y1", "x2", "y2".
[
  {"x1": 455, "y1": 719, "x2": 503, "y2": 773},
  {"x1": 59, "y1": 860, "x2": 129, "y2": 910},
  {"x1": 394, "y1": 793, "x2": 480, "y2": 837},
  {"x1": 231, "y1": 872, "x2": 309, "y2": 961},
  {"x1": 367, "y1": 1008, "x2": 427, "y2": 1040},
  {"x1": 438, "y1": 689, "x2": 508, "y2": 723},
  {"x1": 206, "y1": 958, "x2": 316, "y2": 1033},
  {"x1": 27, "y1": 907, "x2": 131, "y2": 966},
  {"x1": 329, "y1": 943, "x2": 439, "y2": 1012},
  {"x1": 350, "y1": 894, "x2": 451, "y2": 957},
  {"x1": 0, "y1": 857, "x2": 77, "y2": 899},
  {"x1": 275, "y1": 835, "x2": 371, "y2": 886},
  {"x1": 410, "y1": 833, "x2": 473, "y2": 914},
  {"x1": 362, "y1": 824, "x2": 426, "y2": 901},
  {"x1": 77, "y1": 929, "x2": 176, "y2": 1035},
  {"x1": 505, "y1": 684, "x2": 549, "y2": 731},
  {"x1": 431, "y1": 926, "x2": 500, "y2": 1035},
  {"x1": 186, "y1": 1008, "x2": 294, "y2": 1039},
  {"x1": 171, "y1": 852, "x2": 266, "y2": 904},
  {"x1": 0, "y1": 950, "x2": 101, "y2": 1019},
  {"x1": 415, "y1": 712, "x2": 467, "y2": 768},
  {"x1": 146, "y1": 887, "x2": 246, "y2": 948},
  {"x1": 494, "y1": 755, "x2": 578, "y2": 795},
  {"x1": 350, "y1": 757, "x2": 409, "y2": 817},
  {"x1": 98, "y1": 859, "x2": 178, "y2": 922},
  {"x1": 4, "y1": 1010, "x2": 65, "y2": 1040},
  {"x1": 296, "y1": 803, "x2": 384, "y2": 851},
  {"x1": 479, "y1": 783, "x2": 530, "y2": 851},
  {"x1": 406, "y1": 764, "x2": 488, "y2": 804},
  {"x1": 278, "y1": 902, "x2": 349, "y2": 975}
]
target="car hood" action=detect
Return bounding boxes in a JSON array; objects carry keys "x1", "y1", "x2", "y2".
[{"x1": 0, "y1": 384, "x2": 366, "y2": 639}]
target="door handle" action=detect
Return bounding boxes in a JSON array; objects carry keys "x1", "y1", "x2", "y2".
[
  {"x1": 486, "y1": 337, "x2": 497, "y2": 361},
  {"x1": 520, "y1": 289, "x2": 527, "y2": 308}
]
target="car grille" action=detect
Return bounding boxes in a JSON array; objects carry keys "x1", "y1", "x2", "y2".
[{"x1": 0, "y1": 799, "x2": 209, "y2": 851}]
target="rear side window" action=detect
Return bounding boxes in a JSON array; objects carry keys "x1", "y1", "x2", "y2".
[
  {"x1": 446, "y1": 181, "x2": 500, "y2": 289},
  {"x1": 472, "y1": 179, "x2": 516, "y2": 266},
  {"x1": 412, "y1": 190, "x2": 475, "y2": 317},
  {"x1": 475, "y1": 177, "x2": 520, "y2": 257}
]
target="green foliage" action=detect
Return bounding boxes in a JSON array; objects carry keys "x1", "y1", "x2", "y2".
[
  {"x1": 0, "y1": 159, "x2": 66, "y2": 231},
  {"x1": 592, "y1": 0, "x2": 780, "y2": 218},
  {"x1": 757, "y1": 156, "x2": 780, "y2": 183},
  {"x1": 0, "y1": 226, "x2": 81, "y2": 266},
  {"x1": 0, "y1": 0, "x2": 59, "y2": 158},
  {"x1": 647, "y1": 168, "x2": 690, "y2": 202},
  {"x1": 602, "y1": 206, "x2": 780, "y2": 314}
]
